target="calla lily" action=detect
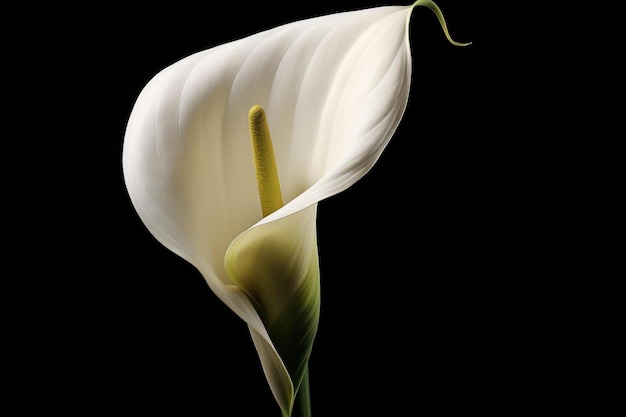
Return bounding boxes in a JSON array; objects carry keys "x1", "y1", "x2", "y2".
[{"x1": 122, "y1": 1, "x2": 468, "y2": 415}]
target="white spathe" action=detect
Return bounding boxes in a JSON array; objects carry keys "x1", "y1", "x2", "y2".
[{"x1": 122, "y1": 3, "x2": 435, "y2": 415}]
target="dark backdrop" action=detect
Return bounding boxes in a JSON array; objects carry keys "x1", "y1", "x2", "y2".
[{"x1": 3, "y1": 2, "x2": 531, "y2": 415}]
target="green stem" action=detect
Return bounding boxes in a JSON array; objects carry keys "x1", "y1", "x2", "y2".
[{"x1": 285, "y1": 365, "x2": 312, "y2": 417}]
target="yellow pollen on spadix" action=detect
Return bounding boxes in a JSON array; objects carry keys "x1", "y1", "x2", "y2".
[{"x1": 248, "y1": 105, "x2": 284, "y2": 217}]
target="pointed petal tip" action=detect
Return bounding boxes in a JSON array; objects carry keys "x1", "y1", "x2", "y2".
[
  {"x1": 453, "y1": 40, "x2": 472, "y2": 48},
  {"x1": 410, "y1": 0, "x2": 471, "y2": 48}
]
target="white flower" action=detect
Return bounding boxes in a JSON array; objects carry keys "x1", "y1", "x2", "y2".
[{"x1": 122, "y1": 1, "x2": 467, "y2": 415}]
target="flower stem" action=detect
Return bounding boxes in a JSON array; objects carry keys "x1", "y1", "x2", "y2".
[{"x1": 284, "y1": 365, "x2": 312, "y2": 417}]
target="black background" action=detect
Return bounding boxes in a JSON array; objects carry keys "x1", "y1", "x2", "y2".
[{"x1": 2, "y1": 1, "x2": 552, "y2": 415}]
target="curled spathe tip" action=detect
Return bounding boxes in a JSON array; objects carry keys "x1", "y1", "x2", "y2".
[{"x1": 411, "y1": 0, "x2": 472, "y2": 47}]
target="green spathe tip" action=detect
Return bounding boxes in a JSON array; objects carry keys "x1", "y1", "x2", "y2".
[{"x1": 412, "y1": 0, "x2": 472, "y2": 47}]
